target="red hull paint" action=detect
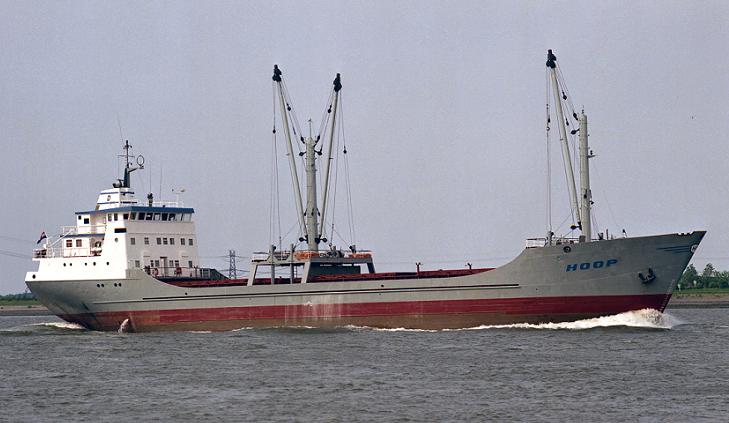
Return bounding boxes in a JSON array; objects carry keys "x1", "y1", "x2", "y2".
[{"x1": 61, "y1": 293, "x2": 670, "y2": 332}]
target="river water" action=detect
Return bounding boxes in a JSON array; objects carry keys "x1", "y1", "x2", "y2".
[{"x1": 1, "y1": 308, "x2": 728, "y2": 422}]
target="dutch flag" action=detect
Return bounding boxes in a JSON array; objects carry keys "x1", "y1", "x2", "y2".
[{"x1": 36, "y1": 231, "x2": 47, "y2": 244}]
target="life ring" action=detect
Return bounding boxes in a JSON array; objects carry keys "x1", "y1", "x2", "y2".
[{"x1": 152, "y1": 268, "x2": 159, "y2": 277}]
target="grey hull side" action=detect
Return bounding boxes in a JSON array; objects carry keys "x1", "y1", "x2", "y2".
[{"x1": 26, "y1": 231, "x2": 705, "y2": 331}]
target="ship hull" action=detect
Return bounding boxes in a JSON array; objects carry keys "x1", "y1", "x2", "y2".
[{"x1": 26, "y1": 231, "x2": 704, "y2": 332}]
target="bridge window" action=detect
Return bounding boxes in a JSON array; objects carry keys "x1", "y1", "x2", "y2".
[
  {"x1": 123, "y1": 213, "x2": 129, "y2": 220},
  {"x1": 161, "y1": 213, "x2": 168, "y2": 221},
  {"x1": 130, "y1": 212, "x2": 136, "y2": 220},
  {"x1": 137, "y1": 212, "x2": 145, "y2": 220},
  {"x1": 169, "y1": 214, "x2": 176, "y2": 221},
  {"x1": 146, "y1": 213, "x2": 153, "y2": 221},
  {"x1": 153, "y1": 213, "x2": 160, "y2": 221}
]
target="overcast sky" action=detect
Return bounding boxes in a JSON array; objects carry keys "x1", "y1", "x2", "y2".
[{"x1": 2, "y1": 1, "x2": 728, "y2": 294}]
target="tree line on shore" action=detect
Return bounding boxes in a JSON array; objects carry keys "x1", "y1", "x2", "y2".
[
  {"x1": 0, "y1": 292, "x2": 35, "y2": 301},
  {"x1": 678, "y1": 263, "x2": 729, "y2": 290}
]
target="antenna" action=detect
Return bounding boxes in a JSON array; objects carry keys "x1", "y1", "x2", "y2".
[
  {"x1": 116, "y1": 114, "x2": 125, "y2": 143},
  {"x1": 159, "y1": 162, "x2": 163, "y2": 203}
]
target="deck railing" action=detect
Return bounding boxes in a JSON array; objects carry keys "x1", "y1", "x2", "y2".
[{"x1": 525, "y1": 237, "x2": 580, "y2": 248}]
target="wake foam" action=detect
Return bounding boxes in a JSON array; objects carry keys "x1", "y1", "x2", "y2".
[
  {"x1": 34, "y1": 322, "x2": 86, "y2": 331},
  {"x1": 460, "y1": 308, "x2": 682, "y2": 331},
  {"x1": 345, "y1": 309, "x2": 682, "y2": 332}
]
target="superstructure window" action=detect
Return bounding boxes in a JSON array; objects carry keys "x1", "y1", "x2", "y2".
[
  {"x1": 138, "y1": 212, "x2": 145, "y2": 220},
  {"x1": 144, "y1": 237, "x2": 149, "y2": 245},
  {"x1": 156, "y1": 237, "x2": 161, "y2": 245},
  {"x1": 154, "y1": 260, "x2": 160, "y2": 267},
  {"x1": 114, "y1": 213, "x2": 118, "y2": 221},
  {"x1": 163, "y1": 238, "x2": 168, "y2": 245},
  {"x1": 161, "y1": 213, "x2": 168, "y2": 221},
  {"x1": 75, "y1": 239, "x2": 82, "y2": 247},
  {"x1": 84, "y1": 218, "x2": 89, "y2": 224},
  {"x1": 188, "y1": 238, "x2": 194, "y2": 246},
  {"x1": 66, "y1": 239, "x2": 72, "y2": 247},
  {"x1": 123, "y1": 213, "x2": 129, "y2": 220},
  {"x1": 130, "y1": 237, "x2": 136, "y2": 245},
  {"x1": 169, "y1": 214, "x2": 176, "y2": 221},
  {"x1": 154, "y1": 213, "x2": 160, "y2": 221},
  {"x1": 146, "y1": 214, "x2": 153, "y2": 221},
  {"x1": 169, "y1": 238, "x2": 175, "y2": 245},
  {"x1": 134, "y1": 260, "x2": 140, "y2": 268},
  {"x1": 130, "y1": 212, "x2": 136, "y2": 220},
  {"x1": 188, "y1": 260, "x2": 193, "y2": 268},
  {"x1": 181, "y1": 238, "x2": 186, "y2": 246}
]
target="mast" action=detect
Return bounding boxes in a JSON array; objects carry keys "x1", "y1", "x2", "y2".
[
  {"x1": 319, "y1": 73, "x2": 341, "y2": 240},
  {"x1": 578, "y1": 111, "x2": 592, "y2": 242},
  {"x1": 546, "y1": 50, "x2": 581, "y2": 228},
  {"x1": 272, "y1": 65, "x2": 307, "y2": 237},
  {"x1": 304, "y1": 121, "x2": 319, "y2": 251},
  {"x1": 117, "y1": 140, "x2": 143, "y2": 189}
]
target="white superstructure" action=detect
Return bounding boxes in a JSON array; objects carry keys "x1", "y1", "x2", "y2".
[{"x1": 27, "y1": 142, "x2": 205, "y2": 285}]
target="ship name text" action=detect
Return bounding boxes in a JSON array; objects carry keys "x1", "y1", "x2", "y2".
[{"x1": 565, "y1": 259, "x2": 618, "y2": 272}]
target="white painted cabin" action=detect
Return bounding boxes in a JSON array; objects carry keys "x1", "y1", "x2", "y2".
[{"x1": 30, "y1": 185, "x2": 205, "y2": 282}]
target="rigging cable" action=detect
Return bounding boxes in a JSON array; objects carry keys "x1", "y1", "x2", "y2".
[
  {"x1": 545, "y1": 69, "x2": 553, "y2": 238},
  {"x1": 281, "y1": 80, "x2": 305, "y2": 148},
  {"x1": 275, "y1": 80, "x2": 306, "y2": 238},
  {"x1": 328, "y1": 97, "x2": 344, "y2": 245},
  {"x1": 339, "y1": 93, "x2": 357, "y2": 245},
  {"x1": 269, "y1": 81, "x2": 283, "y2": 249}
]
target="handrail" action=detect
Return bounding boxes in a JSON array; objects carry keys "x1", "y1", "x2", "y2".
[{"x1": 525, "y1": 237, "x2": 581, "y2": 248}]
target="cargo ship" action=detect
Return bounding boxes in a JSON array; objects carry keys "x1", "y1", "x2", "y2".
[{"x1": 25, "y1": 51, "x2": 704, "y2": 332}]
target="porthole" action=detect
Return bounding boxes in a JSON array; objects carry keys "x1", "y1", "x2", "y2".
[
  {"x1": 84, "y1": 263, "x2": 88, "y2": 266},
  {"x1": 69, "y1": 263, "x2": 72, "y2": 266},
  {"x1": 101, "y1": 283, "x2": 105, "y2": 287},
  {"x1": 32, "y1": 274, "x2": 36, "y2": 279},
  {"x1": 563, "y1": 246, "x2": 572, "y2": 253},
  {"x1": 96, "y1": 284, "x2": 100, "y2": 288},
  {"x1": 93, "y1": 262, "x2": 96, "y2": 266},
  {"x1": 114, "y1": 238, "x2": 119, "y2": 243},
  {"x1": 106, "y1": 262, "x2": 110, "y2": 265},
  {"x1": 63, "y1": 263, "x2": 66, "y2": 267}
]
